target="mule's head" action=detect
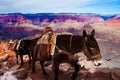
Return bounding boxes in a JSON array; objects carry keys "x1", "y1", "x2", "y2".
[{"x1": 83, "y1": 30, "x2": 102, "y2": 66}]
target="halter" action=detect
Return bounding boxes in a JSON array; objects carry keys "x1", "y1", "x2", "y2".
[
  {"x1": 83, "y1": 38, "x2": 100, "y2": 61},
  {"x1": 83, "y1": 39, "x2": 93, "y2": 60}
]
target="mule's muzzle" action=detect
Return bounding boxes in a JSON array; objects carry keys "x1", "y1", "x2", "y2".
[
  {"x1": 95, "y1": 63, "x2": 102, "y2": 66},
  {"x1": 94, "y1": 60, "x2": 102, "y2": 66}
]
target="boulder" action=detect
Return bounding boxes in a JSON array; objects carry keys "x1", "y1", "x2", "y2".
[
  {"x1": 0, "y1": 71, "x2": 4, "y2": 75},
  {"x1": 0, "y1": 61, "x2": 11, "y2": 74},
  {"x1": 25, "y1": 76, "x2": 32, "y2": 80},
  {"x1": 0, "y1": 71, "x2": 17, "y2": 80},
  {"x1": 0, "y1": 53, "x2": 9, "y2": 62},
  {"x1": 9, "y1": 65, "x2": 21, "y2": 71},
  {"x1": 12, "y1": 68, "x2": 28, "y2": 79},
  {"x1": 59, "y1": 63, "x2": 71, "y2": 72},
  {"x1": 96, "y1": 68, "x2": 111, "y2": 73}
]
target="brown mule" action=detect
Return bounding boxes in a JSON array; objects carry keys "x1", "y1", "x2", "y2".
[{"x1": 53, "y1": 30, "x2": 102, "y2": 80}]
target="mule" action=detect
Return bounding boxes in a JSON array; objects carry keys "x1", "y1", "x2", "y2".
[
  {"x1": 31, "y1": 30, "x2": 54, "y2": 73},
  {"x1": 31, "y1": 44, "x2": 52, "y2": 75},
  {"x1": 52, "y1": 29, "x2": 102, "y2": 80},
  {"x1": 9, "y1": 31, "x2": 52, "y2": 66},
  {"x1": 9, "y1": 37, "x2": 40, "y2": 66}
]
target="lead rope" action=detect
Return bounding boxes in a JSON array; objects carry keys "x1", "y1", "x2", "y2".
[{"x1": 105, "y1": 54, "x2": 120, "y2": 61}]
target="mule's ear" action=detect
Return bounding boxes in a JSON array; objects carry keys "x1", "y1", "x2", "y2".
[
  {"x1": 83, "y1": 30, "x2": 87, "y2": 38},
  {"x1": 91, "y1": 29, "x2": 95, "y2": 36}
]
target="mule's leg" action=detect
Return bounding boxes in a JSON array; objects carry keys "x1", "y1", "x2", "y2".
[
  {"x1": 71, "y1": 63, "x2": 80, "y2": 80},
  {"x1": 32, "y1": 46, "x2": 37, "y2": 73},
  {"x1": 53, "y1": 62, "x2": 60, "y2": 80},
  {"x1": 32, "y1": 58, "x2": 36, "y2": 73},
  {"x1": 20, "y1": 55, "x2": 24, "y2": 66},
  {"x1": 28, "y1": 53, "x2": 31, "y2": 65},
  {"x1": 40, "y1": 60, "x2": 48, "y2": 75},
  {"x1": 32, "y1": 51, "x2": 36, "y2": 73}
]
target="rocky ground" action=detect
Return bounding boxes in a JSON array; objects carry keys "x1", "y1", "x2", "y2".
[{"x1": 0, "y1": 49, "x2": 120, "y2": 80}]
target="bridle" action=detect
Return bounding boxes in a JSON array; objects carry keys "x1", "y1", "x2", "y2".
[
  {"x1": 83, "y1": 38, "x2": 93, "y2": 60},
  {"x1": 83, "y1": 38, "x2": 101, "y2": 61}
]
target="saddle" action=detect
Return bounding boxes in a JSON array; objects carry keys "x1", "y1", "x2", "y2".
[{"x1": 36, "y1": 31, "x2": 56, "y2": 56}]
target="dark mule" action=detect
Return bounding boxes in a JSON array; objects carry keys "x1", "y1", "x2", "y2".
[
  {"x1": 31, "y1": 44, "x2": 52, "y2": 75},
  {"x1": 53, "y1": 30, "x2": 102, "y2": 80},
  {"x1": 9, "y1": 37, "x2": 40, "y2": 66},
  {"x1": 9, "y1": 31, "x2": 52, "y2": 66}
]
